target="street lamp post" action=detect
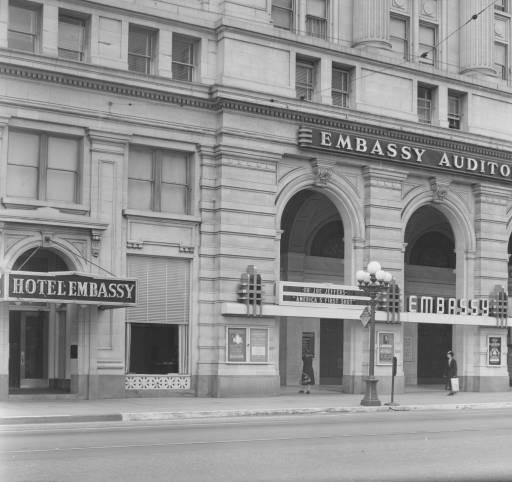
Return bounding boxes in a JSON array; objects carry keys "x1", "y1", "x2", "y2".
[{"x1": 356, "y1": 261, "x2": 393, "y2": 407}]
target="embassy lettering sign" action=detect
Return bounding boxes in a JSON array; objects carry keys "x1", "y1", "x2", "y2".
[
  {"x1": 5, "y1": 271, "x2": 136, "y2": 306},
  {"x1": 298, "y1": 127, "x2": 512, "y2": 183}
]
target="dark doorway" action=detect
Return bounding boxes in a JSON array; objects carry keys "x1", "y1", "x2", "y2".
[
  {"x1": 320, "y1": 319, "x2": 343, "y2": 385},
  {"x1": 417, "y1": 323, "x2": 452, "y2": 384}
]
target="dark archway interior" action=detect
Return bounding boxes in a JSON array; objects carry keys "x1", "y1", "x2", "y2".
[{"x1": 13, "y1": 248, "x2": 69, "y2": 272}]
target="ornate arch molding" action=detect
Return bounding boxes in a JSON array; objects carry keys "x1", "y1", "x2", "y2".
[
  {"x1": 4, "y1": 234, "x2": 86, "y2": 272},
  {"x1": 402, "y1": 188, "x2": 476, "y2": 254},
  {"x1": 276, "y1": 168, "x2": 365, "y2": 243}
]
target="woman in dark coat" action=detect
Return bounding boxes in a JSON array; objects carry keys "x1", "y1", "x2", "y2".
[
  {"x1": 299, "y1": 349, "x2": 315, "y2": 394},
  {"x1": 445, "y1": 350, "x2": 458, "y2": 395}
]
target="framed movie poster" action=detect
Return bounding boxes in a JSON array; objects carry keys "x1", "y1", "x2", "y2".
[
  {"x1": 488, "y1": 336, "x2": 502, "y2": 366},
  {"x1": 250, "y1": 328, "x2": 268, "y2": 363},
  {"x1": 377, "y1": 332, "x2": 394, "y2": 365},
  {"x1": 227, "y1": 327, "x2": 247, "y2": 362}
]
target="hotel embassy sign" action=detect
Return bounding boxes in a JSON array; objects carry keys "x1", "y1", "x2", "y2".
[{"x1": 298, "y1": 127, "x2": 512, "y2": 182}]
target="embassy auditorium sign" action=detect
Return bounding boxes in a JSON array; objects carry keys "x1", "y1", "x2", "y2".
[
  {"x1": 2, "y1": 271, "x2": 137, "y2": 306},
  {"x1": 298, "y1": 126, "x2": 512, "y2": 182}
]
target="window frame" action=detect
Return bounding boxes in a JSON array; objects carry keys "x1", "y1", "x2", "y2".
[
  {"x1": 447, "y1": 92, "x2": 462, "y2": 130},
  {"x1": 8, "y1": 0, "x2": 41, "y2": 53},
  {"x1": 494, "y1": 41, "x2": 508, "y2": 80},
  {"x1": 172, "y1": 34, "x2": 197, "y2": 82},
  {"x1": 296, "y1": 59, "x2": 315, "y2": 101},
  {"x1": 331, "y1": 66, "x2": 350, "y2": 108},
  {"x1": 417, "y1": 85, "x2": 433, "y2": 125},
  {"x1": 128, "y1": 24, "x2": 156, "y2": 75},
  {"x1": 495, "y1": 0, "x2": 508, "y2": 12},
  {"x1": 305, "y1": 0, "x2": 328, "y2": 40},
  {"x1": 271, "y1": 0, "x2": 295, "y2": 31},
  {"x1": 128, "y1": 146, "x2": 191, "y2": 214},
  {"x1": 390, "y1": 14, "x2": 409, "y2": 61},
  {"x1": 7, "y1": 128, "x2": 82, "y2": 204},
  {"x1": 419, "y1": 22, "x2": 437, "y2": 66},
  {"x1": 58, "y1": 11, "x2": 88, "y2": 62}
]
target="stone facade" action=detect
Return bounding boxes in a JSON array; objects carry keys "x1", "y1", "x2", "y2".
[{"x1": 1, "y1": 0, "x2": 511, "y2": 400}]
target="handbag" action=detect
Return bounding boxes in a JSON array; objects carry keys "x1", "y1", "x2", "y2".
[{"x1": 450, "y1": 377, "x2": 459, "y2": 392}]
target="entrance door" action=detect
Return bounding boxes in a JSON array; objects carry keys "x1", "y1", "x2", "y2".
[
  {"x1": 320, "y1": 319, "x2": 343, "y2": 385},
  {"x1": 9, "y1": 311, "x2": 49, "y2": 390},
  {"x1": 417, "y1": 323, "x2": 452, "y2": 384}
]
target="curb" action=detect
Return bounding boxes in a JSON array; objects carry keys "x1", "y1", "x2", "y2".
[{"x1": 2, "y1": 401, "x2": 512, "y2": 425}]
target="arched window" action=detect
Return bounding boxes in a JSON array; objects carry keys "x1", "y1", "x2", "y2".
[
  {"x1": 13, "y1": 248, "x2": 69, "y2": 272},
  {"x1": 310, "y1": 221, "x2": 344, "y2": 259},
  {"x1": 408, "y1": 232, "x2": 455, "y2": 268}
]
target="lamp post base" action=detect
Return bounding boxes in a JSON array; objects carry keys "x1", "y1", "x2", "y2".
[{"x1": 360, "y1": 376, "x2": 381, "y2": 406}]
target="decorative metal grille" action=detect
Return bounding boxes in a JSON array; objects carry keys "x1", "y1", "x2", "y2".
[{"x1": 125, "y1": 375, "x2": 191, "y2": 390}]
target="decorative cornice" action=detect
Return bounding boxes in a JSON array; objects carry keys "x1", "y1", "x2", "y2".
[{"x1": 3, "y1": 63, "x2": 512, "y2": 163}]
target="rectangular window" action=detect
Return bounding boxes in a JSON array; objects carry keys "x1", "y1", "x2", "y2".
[
  {"x1": 448, "y1": 93, "x2": 462, "y2": 129},
  {"x1": 127, "y1": 255, "x2": 190, "y2": 374},
  {"x1": 227, "y1": 327, "x2": 269, "y2": 363},
  {"x1": 58, "y1": 13, "x2": 87, "y2": 61},
  {"x1": 306, "y1": 0, "x2": 327, "y2": 40},
  {"x1": 418, "y1": 85, "x2": 433, "y2": 124},
  {"x1": 296, "y1": 60, "x2": 315, "y2": 100},
  {"x1": 128, "y1": 25, "x2": 155, "y2": 74},
  {"x1": 271, "y1": 0, "x2": 294, "y2": 31},
  {"x1": 419, "y1": 23, "x2": 436, "y2": 65},
  {"x1": 128, "y1": 146, "x2": 190, "y2": 214},
  {"x1": 8, "y1": 1, "x2": 40, "y2": 52},
  {"x1": 390, "y1": 15, "x2": 409, "y2": 60},
  {"x1": 172, "y1": 34, "x2": 196, "y2": 82},
  {"x1": 332, "y1": 67, "x2": 349, "y2": 107},
  {"x1": 7, "y1": 130, "x2": 80, "y2": 203},
  {"x1": 495, "y1": 0, "x2": 507, "y2": 12},
  {"x1": 495, "y1": 42, "x2": 508, "y2": 80}
]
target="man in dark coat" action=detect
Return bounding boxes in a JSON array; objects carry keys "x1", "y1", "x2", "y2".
[{"x1": 445, "y1": 350, "x2": 458, "y2": 395}]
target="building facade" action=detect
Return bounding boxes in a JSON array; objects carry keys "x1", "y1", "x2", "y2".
[{"x1": 1, "y1": 0, "x2": 512, "y2": 400}]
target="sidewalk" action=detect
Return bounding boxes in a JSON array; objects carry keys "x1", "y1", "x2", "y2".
[{"x1": 2, "y1": 387, "x2": 512, "y2": 425}]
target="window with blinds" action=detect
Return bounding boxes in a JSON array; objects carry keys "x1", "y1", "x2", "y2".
[
  {"x1": 128, "y1": 25, "x2": 155, "y2": 74},
  {"x1": 332, "y1": 67, "x2": 350, "y2": 107},
  {"x1": 272, "y1": 0, "x2": 294, "y2": 30},
  {"x1": 306, "y1": 0, "x2": 327, "y2": 39},
  {"x1": 8, "y1": 1, "x2": 40, "y2": 52},
  {"x1": 417, "y1": 85, "x2": 433, "y2": 124},
  {"x1": 296, "y1": 60, "x2": 315, "y2": 100},
  {"x1": 419, "y1": 23, "x2": 436, "y2": 65},
  {"x1": 172, "y1": 34, "x2": 197, "y2": 82},
  {"x1": 58, "y1": 13, "x2": 87, "y2": 61},
  {"x1": 390, "y1": 15, "x2": 409, "y2": 60},
  {"x1": 127, "y1": 256, "x2": 190, "y2": 325}
]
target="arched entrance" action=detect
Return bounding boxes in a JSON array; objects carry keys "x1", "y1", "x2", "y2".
[
  {"x1": 279, "y1": 189, "x2": 346, "y2": 388},
  {"x1": 8, "y1": 248, "x2": 74, "y2": 394},
  {"x1": 404, "y1": 206, "x2": 455, "y2": 386}
]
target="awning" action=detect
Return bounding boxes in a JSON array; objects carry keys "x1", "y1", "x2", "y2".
[{"x1": 2, "y1": 270, "x2": 137, "y2": 308}]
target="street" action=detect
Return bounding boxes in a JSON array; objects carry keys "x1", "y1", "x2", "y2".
[{"x1": 1, "y1": 409, "x2": 512, "y2": 482}]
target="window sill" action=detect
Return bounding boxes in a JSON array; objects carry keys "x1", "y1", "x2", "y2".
[
  {"x1": 1, "y1": 197, "x2": 89, "y2": 215},
  {"x1": 122, "y1": 208, "x2": 201, "y2": 223}
]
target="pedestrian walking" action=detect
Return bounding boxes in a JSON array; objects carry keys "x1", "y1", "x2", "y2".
[
  {"x1": 445, "y1": 350, "x2": 458, "y2": 396},
  {"x1": 299, "y1": 348, "x2": 315, "y2": 394}
]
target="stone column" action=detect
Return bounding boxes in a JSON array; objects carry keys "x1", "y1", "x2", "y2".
[
  {"x1": 359, "y1": 166, "x2": 407, "y2": 394},
  {"x1": 352, "y1": 0, "x2": 391, "y2": 49},
  {"x1": 459, "y1": 0, "x2": 495, "y2": 75}
]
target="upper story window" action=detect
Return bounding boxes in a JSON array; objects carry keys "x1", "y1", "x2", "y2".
[
  {"x1": 419, "y1": 23, "x2": 436, "y2": 65},
  {"x1": 390, "y1": 15, "x2": 409, "y2": 60},
  {"x1": 7, "y1": 130, "x2": 81, "y2": 203},
  {"x1": 418, "y1": 85, "x2": 433, "y2": 124},
  {"x1": 128, "y1": 146, "x2": 190, "y2": 214},
  {"x1": 332, "y1": 66, "x2": 350, "y2": 107},
  {"x1": 172, "y1": 34, "x2": 197, "y2": 82},
  {"x1": 128, "y1": 25, "x2": 156, "y2": 75},
  {"x1": 448, "y1": 93, "x2": 462, "y2": 130},
  {"x1": 296, "y1": 59, "x2": 315, "y2": 101},
  {"x1": 306, "y1": 0, "x2": 327, "y2": 40},
  {"x1": 58, "y1": 12, "x2": 87, "y2": 61},
  {"x1": 495, "y1": 42, "x2": 508, "y2": 79},
  {"x1": 271, "y1": 0, "x2": 294, "y2": 31},
  {"x1": 8, "y1": 1, "x2": 40, "y2": 52},
  {"x1": 495, "y1": 0, "x2": 508, "y2": 12}
]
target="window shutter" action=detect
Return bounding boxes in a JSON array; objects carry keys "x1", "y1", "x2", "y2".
[{"x1": 127, "y1": 256, "x2": 190, "y2": 324}]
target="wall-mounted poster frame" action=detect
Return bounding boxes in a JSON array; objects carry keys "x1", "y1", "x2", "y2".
[
  {"x1": 488, "y1": 336, "x2": 502, "y2": 366},
  {"x1": 377, "y1": 331, "x2": 394, "y2": 365},
  {"x1": 226, "y1": 326, "x2": 269, "y2": 363},
  {"x1": 302, "y1": 332, "x2": 315, "y2": 357}
]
